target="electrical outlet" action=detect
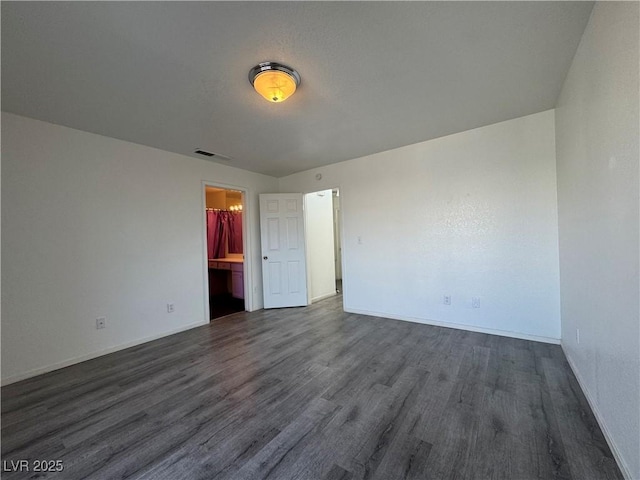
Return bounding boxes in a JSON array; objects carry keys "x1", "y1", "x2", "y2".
[
  {"x1": 443, "y1": 295, "x2": 451, "y2": 305},
  {"x1": 472, "y1": 297, "x2": 481, "y2": 308},
  {"x1": 96, "y1": 317, "x2": 106, "y2": 329},
  {"x1": 167, "y1": 303, "x2": 175, "y2": 313}
]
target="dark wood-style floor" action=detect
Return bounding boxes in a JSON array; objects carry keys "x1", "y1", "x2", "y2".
[
  {"x1": 210, "y1": 293, "x2": 245, "y2": 320},
  {"x1": 2, "y1": 295, "x2": 623, "y2": 480}
]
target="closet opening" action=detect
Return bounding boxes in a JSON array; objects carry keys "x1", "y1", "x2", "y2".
[
  {"x1": 332, "y1": 189, "x2": 342, "y2": 295},
  {"x1": 205, "y1": 186, "x2": 245, "y2": 320},
  {"x1": 304, "y1": 188, "x2": 344, "y2": 306}
]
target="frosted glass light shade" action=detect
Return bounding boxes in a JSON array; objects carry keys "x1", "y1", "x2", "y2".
[{"x1": 249, "y1": 62, "x2": 301, "y2": 103}]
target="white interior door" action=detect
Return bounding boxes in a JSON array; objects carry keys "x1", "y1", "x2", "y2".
[{"x1": 259, "y1": 193, "x2": 308, "y2": 308}]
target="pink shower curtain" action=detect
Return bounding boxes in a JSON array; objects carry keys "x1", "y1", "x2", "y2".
[
  {"x1": 228, "y1": 212, "x2": 243, "y2": 253},
  {"x1": 207, "y1": 210, "x2": 227, "y2": 259},
  {"x1": 207, "y1": 211, "x2": 242, "y2": 259}
]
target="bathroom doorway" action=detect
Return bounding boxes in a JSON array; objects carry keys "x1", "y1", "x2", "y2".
[{"x1": 205, "y1": 186, "x2": 245, "y2": 320}]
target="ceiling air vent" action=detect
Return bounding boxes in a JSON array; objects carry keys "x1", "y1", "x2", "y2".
[
  {"x1": 193, "y1": 149, "x2": 232, "y2": 161},
  {"x1": 194, "y1": 149, "x2": 215, "y2": 157}
]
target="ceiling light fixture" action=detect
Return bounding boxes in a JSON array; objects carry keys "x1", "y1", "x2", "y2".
[{"x1": 249, "y1": 62, "x2": 300, "y2": 103}]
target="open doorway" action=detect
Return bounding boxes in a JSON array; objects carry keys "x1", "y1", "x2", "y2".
[
  {"x1": 332, "y1": 189, "x2": 342, "y2": 294},
  {"x1": 205, "y1": 186, "x2": 245, "y2": 320},
  {"x1": 304, "y1": 188, "x2": 343, "y2": 305}
]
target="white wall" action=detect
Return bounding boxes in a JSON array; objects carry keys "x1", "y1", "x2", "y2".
[
  {"x1": 280, "y1": 110, "x2": 561, "y2": 343},
  {"x1": 555, "y1": 3, "x2": 640, "y2": 479},
  {"x1": 1, "y1": 112, "x2": 278, "y2": 384},
  {"x1": 305, "y1": 190, "x2": 336, "y2": 303}
]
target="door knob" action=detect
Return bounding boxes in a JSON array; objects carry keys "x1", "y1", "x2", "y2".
[{"x1": 263, "y1": 256, "x2": 268, "y2": 260}]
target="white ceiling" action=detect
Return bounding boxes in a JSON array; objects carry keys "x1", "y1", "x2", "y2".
[{"x1": 2, "y1": 1, "x2": 594, "y2": 177}]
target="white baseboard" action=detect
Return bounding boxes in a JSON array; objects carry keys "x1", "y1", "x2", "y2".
[
  {"x1": 1, "y1": 320, "x2": 208, "y2": 386},
  {"x1": 562, "y1": 348, "x2": 634, "y2": 480},
  {"x1": 311, "y1": 291, "x2": 337, "y2": 303},
  {"x1": 344, "y1": 307, "x2": 560, "y2": 345}
]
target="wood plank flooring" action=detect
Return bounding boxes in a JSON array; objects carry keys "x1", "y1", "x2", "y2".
[{"x1": 1, "y1": 295, "x2": 623, "y2": 479}]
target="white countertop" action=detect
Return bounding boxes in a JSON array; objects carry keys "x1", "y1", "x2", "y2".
[{"x1": 210, "y1": 258, "x2": 244, "y2": 264}]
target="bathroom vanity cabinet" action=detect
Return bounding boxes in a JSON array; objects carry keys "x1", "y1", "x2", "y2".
[{"x1": 208, "y1": 259, "x2": 244, "y2": 299}]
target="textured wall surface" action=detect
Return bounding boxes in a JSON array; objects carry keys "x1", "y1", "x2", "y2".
[
  {"x1": 555, "y1": 2, "x2": 640, "y2": 478},
  {"x1": 1, "y1": 113, "x2": 278, "y2": 383},
  {"x1": 281, "y1": 110, "x2": 561, "y2": 343}
]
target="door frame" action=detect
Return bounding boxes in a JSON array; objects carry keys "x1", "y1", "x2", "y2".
[
  {"x1": 201, "y1": 181, "x2": 254, "y2": 322},
  {"x1": 302, "y1": 186, "x2": 347, "y2": 309}
]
